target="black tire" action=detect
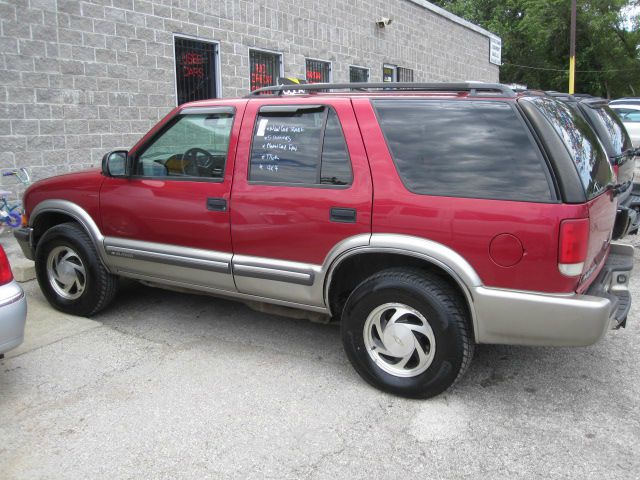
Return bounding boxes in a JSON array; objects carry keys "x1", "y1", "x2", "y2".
[
  {"x1": 341, "y1": 268, "x2": 474, "y2": 399},
  {"x1": 35, "y1": 222, "x2": 118, "y2": 316}
]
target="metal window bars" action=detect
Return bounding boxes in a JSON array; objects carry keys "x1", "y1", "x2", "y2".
[
  {"x1": 397, "y1": 67, "x2": 414, "y2": 83},
  {"x1": 250, "y1": 50, "x2": 282, "y2": 91},
  {"x1": 175, "y1": 37, "x2": 217, "y2": 105},
  {"x1": 349, "y1": 67, "x2": 369, "y2": 83},
  {"x1": 305, "y1": 59, "x2": 331, "y2": 83}
]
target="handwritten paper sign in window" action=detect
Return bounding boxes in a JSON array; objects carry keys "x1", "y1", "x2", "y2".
[
  {"x1": 250, "y1": 109, "x2": 324, "y2": 183},
  {"x1": 249, "y1": 107, "x2": 353, "y2": 186}
]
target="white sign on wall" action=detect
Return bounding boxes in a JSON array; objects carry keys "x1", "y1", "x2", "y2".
[{"x1": 490, "y1": 37, "x2": 502, "y2": 65}]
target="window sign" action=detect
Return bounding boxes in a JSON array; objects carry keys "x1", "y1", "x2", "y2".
[
  {"x1": 383, "y1": 64, "x2": 397, "y2": 82},
  {"x1": 349, "y1": 66, "x2": 369, "y2": 83},
  {"x1": 250, "y1": 49, "x2": 282, "y2": 91},
  {"x1": 250, "y1": 107, "x2": 352, "y2": 185},
  {"x1": 174, "y1": 37, "x2": 218, "y2": 105},
  {"x1": 306, "y1": 59, "x2": 331, "y2": 83}
]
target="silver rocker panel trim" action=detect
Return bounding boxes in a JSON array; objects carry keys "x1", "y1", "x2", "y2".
[
  {"x1": 233, "y1": 256, "x2": 315, "y2": 286},
  {"x1": 116, "y1": 270, "x2": 329, "y2": 314},
  {"x1": 26, "y1": 205, "x2": 621, "y2": 346},
  {"x1": 104, "y1": 237, "x2": 231, "y2": 274}
]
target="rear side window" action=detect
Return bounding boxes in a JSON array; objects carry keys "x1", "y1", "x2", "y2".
[
  {"x1": 590, "y1": 105, "x2": 632, "y2": 154},
  {"x1": 373, "y1": 99, "x2": 553, "y2": 202},
  {"x1": 249, "y1": 106, "x2": 352, "y2": 186},
  {"x1": 529, "y1": 97, "x2": 613, "y2": 199}
]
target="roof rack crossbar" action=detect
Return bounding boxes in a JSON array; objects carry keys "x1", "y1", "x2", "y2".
[{"x1": 246, "y1": 82, "x2": 516, "y2": 98}]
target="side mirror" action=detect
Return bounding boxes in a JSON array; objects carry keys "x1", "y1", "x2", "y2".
[{"x1": 102, "y1": 150, "x2": 128, "y2": 177}]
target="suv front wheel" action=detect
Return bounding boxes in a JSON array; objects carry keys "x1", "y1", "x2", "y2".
[
  {"x1": 35, "y1": 222, "x2": 118, "y2": 316},
  {"x1": 340, "y1": 268, "x2": 474, "y2": 398}
]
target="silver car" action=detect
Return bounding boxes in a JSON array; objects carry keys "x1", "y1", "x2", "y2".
[
  {"x1": 0, "y1": 244, "x2": 26, "y2": 356},
  {"x1": 610, "y1": 104, "x2": 640, "y2": 148}
]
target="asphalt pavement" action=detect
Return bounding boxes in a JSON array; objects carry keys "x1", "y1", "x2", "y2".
[{"x1": 1, "y1": 232, "x2": 639, "y2": 479}]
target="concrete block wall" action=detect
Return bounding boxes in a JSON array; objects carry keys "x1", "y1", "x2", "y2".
[{"x1": 0, "y1": 0, "x2": 499, "y2": 201}]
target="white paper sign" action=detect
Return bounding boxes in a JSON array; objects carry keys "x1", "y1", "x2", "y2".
[{"x1": 256, "y1": 118, "x2": 268, "y2": 137}]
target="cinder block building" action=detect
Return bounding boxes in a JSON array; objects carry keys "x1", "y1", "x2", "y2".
[{"x1": 0, "y1": 0, "x2": 500, "y2": 198}]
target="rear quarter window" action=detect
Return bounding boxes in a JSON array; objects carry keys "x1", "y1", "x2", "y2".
[
  {"x1": 528, "y1": 97, "x2": 613, "y2": 199},
  {"x1": 372, "y1": 99, "x2": 554, "y2": 202},
  {"x1": 590, "y1": 105, "x2": 632, "y2": 154}
]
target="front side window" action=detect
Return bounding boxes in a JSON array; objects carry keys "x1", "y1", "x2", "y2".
[
  {"x1": 249, "y1": 106, "x2": 352, "y2": 186},
  {"x1": 174, "y1": 37, "x2": 218, "y2": 105},
  {"x1": 136, "y1": 113, "x2": 234, "y2": 179},
  {"x1": 373, "y1": 99, "x2": 553, "y2": 202},
  {"x1": 528, "y1": 97, "x2": 613, "y2": 199}
]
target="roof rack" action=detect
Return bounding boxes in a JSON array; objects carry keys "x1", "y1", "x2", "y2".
[{"x1": 246, "y1": 82, "x2": 516, "y2": 98}]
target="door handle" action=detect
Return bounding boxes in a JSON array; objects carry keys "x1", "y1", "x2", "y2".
[
  {"x1": 207, "y1": 198, "x2": 227, "y2": 211},
  {"x1": 330, "y1": 207, "x2": 357, "y2": 223}
]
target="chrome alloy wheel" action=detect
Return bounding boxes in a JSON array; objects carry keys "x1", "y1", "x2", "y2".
[
  {"x1": 46, "y1": 245, "x2": 86, "y2": 300},
  {"x1": 363, "y1": 303, "x2": 436, "y2": 377}
]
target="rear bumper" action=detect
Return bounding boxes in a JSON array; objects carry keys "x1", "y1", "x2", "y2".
[
  {"x1": 474, "y1": 242, "x2": 634, "y2": 346},
  {"x1": 0, "y1": 280, "x2": 27, "y2": 355},
  {"x1": 14, "y1": 226, "x2": 34, "y2": 261}
]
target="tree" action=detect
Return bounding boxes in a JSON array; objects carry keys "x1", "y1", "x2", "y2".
[{"x1": 431, "y1": 0, "x2": 640, "y2": 97}]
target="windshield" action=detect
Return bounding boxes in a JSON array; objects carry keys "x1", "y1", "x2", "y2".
[{"x1": 527, "y1": 96, "x2": 613, "y2": 199}]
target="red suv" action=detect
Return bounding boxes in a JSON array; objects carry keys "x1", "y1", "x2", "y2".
[{"x1": 14, "y1": 83, "x2": 634, "y2": 398}]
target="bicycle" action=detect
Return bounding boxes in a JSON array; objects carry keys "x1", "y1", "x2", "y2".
[{"x1": 1, "y1": 168, "x2": 31, "y2": 229}]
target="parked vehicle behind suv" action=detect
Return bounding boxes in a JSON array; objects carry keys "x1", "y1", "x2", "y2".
[
  {"x1": 544, "y1": 92, "x2": 638, "y2": 237},
  {"x1": 14, "y1": 83, "x2": 634, "y2": 398},
  {"x1": 0, "y1": 244, "x2": 27, "y2": 356},
  {"x1": 609, "y1": 104, "x2": 640, "y2": 148}
]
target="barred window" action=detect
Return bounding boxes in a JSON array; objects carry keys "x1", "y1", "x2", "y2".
[
  {"x1": 174, "y1": 37, "x2": 218, "y2": 105},
  {"x1": 306, "y1": 59, "x2": 331, "y2": 83},
  {"x1": 349, "y1": 66, "x2": 369, "y2": 83},
  {"x1": 397, "y1": 67, "x2": 414, "y2": 82},
  {"x1": 250, "y1": 49, "x2": 282, "y2": 91}
]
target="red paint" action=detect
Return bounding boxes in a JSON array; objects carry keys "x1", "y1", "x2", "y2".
[
  {"x1": 24, "y1": 91, "x2": 618, "y2": 297},
  {"x1": 23, "y1": 170, "x2": 103, "y2": 230},
  {"x1": 230, "y1": 96, "x2": 372, "y2": 264},
  {"x1": 351, "y1": 97, "x2": 611, "y2": 293},
  {"x1": 99, "y1": 99, "x2": 248, "y2": 252},
  {"x1": 489, "y1": 234, "x2": 524, "y2": 267}
]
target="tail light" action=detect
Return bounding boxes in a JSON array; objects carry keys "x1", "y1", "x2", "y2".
[
  {"x1": 558, "y1": 218, "x2": 589, "y2": 276},
  {"x1": 0, "y1": 245, "x2": 14, "y2": 286}
]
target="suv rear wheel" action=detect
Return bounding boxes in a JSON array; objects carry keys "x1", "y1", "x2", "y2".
[
  {"x1": 35, "y1": 222, "x2": 118, "y2": 316},
  {"x1": 341, "y1": 268, "x2": 473, "y2": 398}
]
